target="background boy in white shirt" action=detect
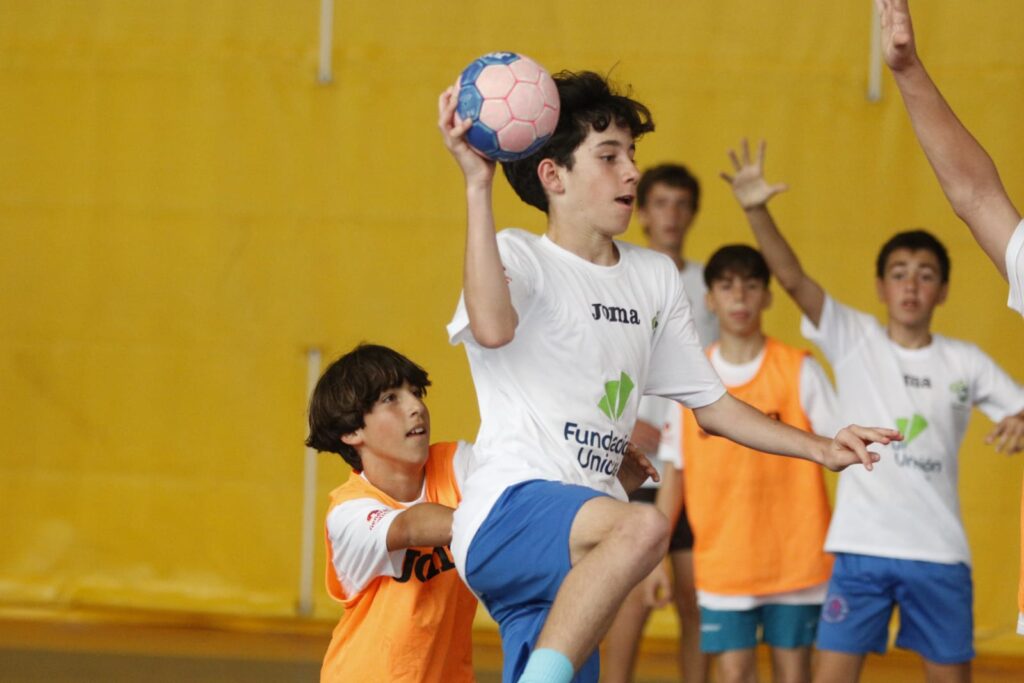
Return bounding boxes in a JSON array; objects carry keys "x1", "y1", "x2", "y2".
[
  {"x1": 603, "y1": 163, "x2": 716, "y2": 683},
  {"x1": 438, "y1": 70, "x2": 898, "y2": 683},
  {"x1": 722, "y1": 140, "x2": 1024, "y2": 683}
]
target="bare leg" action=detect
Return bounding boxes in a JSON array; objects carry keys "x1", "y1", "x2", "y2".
[
  {"x1": 533, "y1": 498, "x2": 670, "y2": 669},
  {"x1": 812, "y1": 651, "x2": 865, "y2": 683},
  {"x1": 922, "y1": 659, "x2": 971, "y2": 683},
  {"x1": 669, "y1": 549, "x2": 708, "y2": 682},
  {"x1": 600, "y1": 580, "x2": 651, "y2": 683},
  {"x1": 716, "y1": 648, "x2": 758, "y2": 683},
  {"x1": 770, "y1": 646, "x2": 812, "y2": 683}
]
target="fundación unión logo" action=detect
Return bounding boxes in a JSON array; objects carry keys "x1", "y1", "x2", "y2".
[
  {"x1": 598, "y1": 371, "x2": 635, "y2": 421},
  {"x1": 895, "y1": 413, "x2": 928, "y2": 446}
]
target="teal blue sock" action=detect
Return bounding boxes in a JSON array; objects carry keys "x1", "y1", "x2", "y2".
[{"x1": 517, "y1": 648, "x2": 574, "y2": 683}]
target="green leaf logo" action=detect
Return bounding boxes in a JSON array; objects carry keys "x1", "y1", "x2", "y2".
[
  {"x1": 598, "y1": 372, "x2": 635, "y2": 420},
  {"x1": 895, "y1": 413, "x2": 928, "y2": 445},
  {"x1": 949, "y1": 380, "x2": 968, "y2": 404}
]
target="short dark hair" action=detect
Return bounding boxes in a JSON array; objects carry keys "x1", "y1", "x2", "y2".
[
  {"x1": 637, "y1": 164, "x2": 701, "y2": 211},
  {"x1": 875, "y1": 229, "x2": 951, "y2": 283},
  {"x1": 704, "y1": 244, "x2": 771, "y2": 287},
  {"x1": 502, "y1": 70, "x2": 655, "y2": 213},
  {"x1": 306, "y1": 344, "x2": 430, "y2": 471}
]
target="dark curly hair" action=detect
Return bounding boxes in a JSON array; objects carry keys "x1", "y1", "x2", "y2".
[
  {"x1": 502, "y1": 70, "x2": 655, "y2": 213},
  {"x1": 306, "y1": 344, "x2": 430, "y2": 471}
]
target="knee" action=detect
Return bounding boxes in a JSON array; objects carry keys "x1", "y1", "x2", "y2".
[{"x1": 619, "y1": 504, "x2": 670, "y2": 562}]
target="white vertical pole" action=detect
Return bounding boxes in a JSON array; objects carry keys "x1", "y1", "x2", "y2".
[
  {"x1": 298, "y1": 347, "x2": 322, "y2": 617},
  {"x1": 868, "y1": 0, "x2": 883, "y2": 102},
  {"x1": 318, "y1": 0, "x2": 334, "y2": 84}
]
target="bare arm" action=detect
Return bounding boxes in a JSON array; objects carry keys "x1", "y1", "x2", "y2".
[
  {"x1": 878, "y1": 0, "x2": 1020, "y2": 277},
  {"x1": 438, "y1": 87, "x2": 518, "y2": 347},
  {"x1": 385, "y1": 503, "x2": 454, "y2": 551},
  {"x1": 721, "y1": 140, "x2": 827, "y2": 326},
  {"x1": 654, "y1": 465, "x2": 683, "y2": 529},
  {"x1": 692, "y1": 392, "x2": 900, "y2": 472}
]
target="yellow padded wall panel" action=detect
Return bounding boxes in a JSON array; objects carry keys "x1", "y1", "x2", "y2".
[{"x1": 1, "y1": 0, "x2": 1022, "y2": 655}]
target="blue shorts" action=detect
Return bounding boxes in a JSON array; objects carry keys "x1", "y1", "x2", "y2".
[
  {"x1": 464, "y1": 480, "x2": 607, "y2": 683},
  {"x1": 817, "y1": 553, "x2": 974, "y2": 664},
  {"x1": 699, "y1": 604, "x2": 821, "y2": 653}
]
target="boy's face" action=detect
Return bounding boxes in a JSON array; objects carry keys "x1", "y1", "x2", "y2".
[
  {"x1": 638, "y1": 183, "x2": 697, "y2": 253},
  {"x1": 556, "y1": 123, "x2": 640, "y2": 238},
  {"x1": 705, "y1": 272, "x2": 771, "y2": 337},
  {"x1": 341, "y1": 381, "x2": 431, "y2": 470},
  {"x1": 875, "y1": 248, "x2": 948, "y2": 328}
]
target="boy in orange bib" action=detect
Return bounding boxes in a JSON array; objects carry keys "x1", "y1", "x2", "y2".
[
  {"x1": 306, "y1": 344, "x2": 477, "y2": 683},
  {"x1": 665, "y1": 246, "x2": 837, "y2": 683}
]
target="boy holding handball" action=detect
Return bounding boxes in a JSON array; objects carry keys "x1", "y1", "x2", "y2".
[{"x1": 438, "y1": 69, "x2": 899, "y2": 683}]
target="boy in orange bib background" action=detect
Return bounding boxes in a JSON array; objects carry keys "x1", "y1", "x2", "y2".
[
  {"x1": 664, "y1": 245, "x2": 837, "y2": 683},
  {"x1": 306, "y1": 344, "x2": 477, "y2": 683}
]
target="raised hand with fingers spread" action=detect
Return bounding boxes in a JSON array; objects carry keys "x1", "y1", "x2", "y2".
[{"x1": 720, "y1": 139, "x2": 789, "y2": 210}]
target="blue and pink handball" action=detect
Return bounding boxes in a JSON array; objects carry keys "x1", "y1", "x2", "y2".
[{"x1": 454, "y1": 52, "x2": 560, "y2": 163}]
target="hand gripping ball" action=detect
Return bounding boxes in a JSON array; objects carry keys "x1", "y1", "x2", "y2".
[{"x1": 454, "y1": 52, "x2": 560, "y2": 162}]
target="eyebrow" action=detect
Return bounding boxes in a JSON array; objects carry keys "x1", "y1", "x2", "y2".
[{"x1": 592, "y1": 140, "x2": 635, "y2": 151}]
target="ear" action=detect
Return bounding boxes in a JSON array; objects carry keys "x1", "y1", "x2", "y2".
[
  {"x1": 637, "y1": 210, "x2": 650, "y2": 235},
  {"x1": 937, "y1": 282, "x2": 949, "y2": 305},
  {"x1": 340, "y1": 430, "x2": 363, "y2": 447},
  {"x1": 875, "y1": 278, "x2": 886, "y2": 302},
  {"x1": 537, "y1": 158, "x2": 565, "y2": 197},
  {"x1": 705, "y1": 290, "x2": 717, "y2": 314},
  {"x1": 764, "y1": 288, "x2": 773, "y2": 311}
]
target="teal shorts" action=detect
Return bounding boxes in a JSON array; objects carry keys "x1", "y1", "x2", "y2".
[{"x1": 700, "y1": 603, "x2": 822, "y2": 653}]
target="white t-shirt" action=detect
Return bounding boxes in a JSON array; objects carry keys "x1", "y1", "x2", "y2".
[
  {"x1": 447, "y1": 229, "x2": 726, "y2": 572},
  {"x1": 802, "y1": 295, "x2": 1024, "y2": 565},
  {"x1": 636, "y1": 259, "x2": 719, "y2": 488},
  {"x1": 1007, "y1": 218, "x2": 1024, "y2": 316},
  {"x1": 325, "y1": 442, "x2": 472, "y2": 596},
  {"x1": 658, "y1": 343, "x2": 838, "y2": 609}
]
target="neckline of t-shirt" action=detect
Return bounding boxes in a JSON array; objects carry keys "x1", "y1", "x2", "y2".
[
  {"x1": 539, "y1": 234, "x2": 626, "y2": 275},
  {"x1": 888, "y1": 336, "x2": 937, "y2": 359},
  {"x1": 710, "y1": 344, "x2": 767, "y2": 386},
  {"x1": 359, "y1": 472, "x2": 427, "y2": 506}
]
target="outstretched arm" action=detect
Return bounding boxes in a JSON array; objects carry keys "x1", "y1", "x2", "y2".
[
  {"x1": 721, "y1": 140, "x2": 827, "y2": 326},
  {"x1": 438, "y1": 87, "x2": 517, "y2": 347},
  {"x1": 386, "y1": 503, "x2": 454, "y2": 550},
  {"x1": 693, "y1": 392, "x2": 901, "y2": 472},
  {"x1": 878, "y1": 0, "x2": 1020, "y2": 277}
]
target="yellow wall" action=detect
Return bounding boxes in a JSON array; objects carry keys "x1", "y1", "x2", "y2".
[{"x1": 2, "y1": 0, "x2": 1023, "y2": 654}]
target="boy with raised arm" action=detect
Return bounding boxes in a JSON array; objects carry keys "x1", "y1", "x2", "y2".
[
  {"x1": 603, "y1": 164, "x2": 716, "y2": 683},
  {"x1": 438, "y1": 70, "x2": 897, "y2": 683},
  {"x1": 877, "y1": 0, "x2": 1024, "y2": 638},
  {"x1": 722, "y1": 141, "x2": 1024, "y2": 683},
  {"x1": 876, "y1": 0, "x2": 1024, "y2": 317},
  {"x1": 663, "y1": 244, "x2": 837, "y2": 683},
  {"x1": 305, "y1": 344, "x2": 477, "y2": 683}
]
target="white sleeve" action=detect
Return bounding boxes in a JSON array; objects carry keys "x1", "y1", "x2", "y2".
[
  {"x1": 646, "y1": 275, "x2": 726, "y2": 409},
  {"x1": 656, "y1": 402, "x2": 684, "y2": 469},
  {"x1": 452, "y1": 440, "x2": 474, "y2": 493},
  {"x1": 967, "y1": 344, "x2": 1024, "y2": 423},
  {"x1": 326, "y1": 498, "x2": 406, "y2": 597},
  {"x1": 800, "y1": 294, "x2": 873, "y2": 366},
  {"x1": 447, "y1": 229, "x2": 540, "y2": 346},
  {"x1": 1006, "y1": 219, "x2": 1024, "y2": 316},
  {"x1": 799, "y1": 356, "x2": 840, "y2": 437}
]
